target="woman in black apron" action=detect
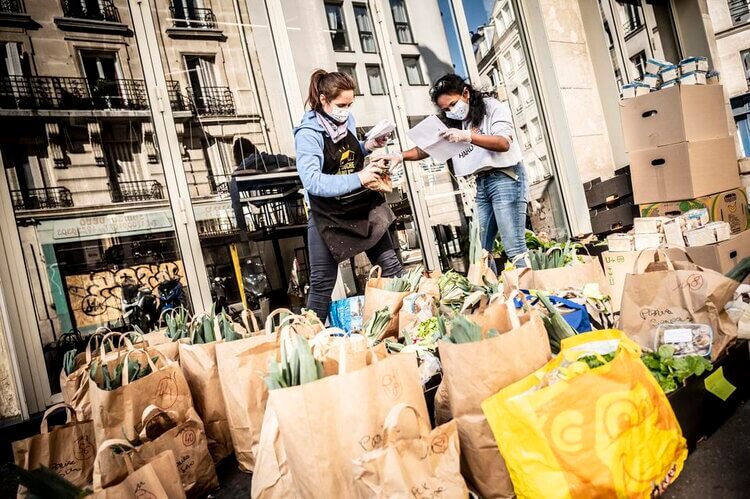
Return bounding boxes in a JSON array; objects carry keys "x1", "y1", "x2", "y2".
[{"x1": 295, "y1": 70, "x2": 403, "y2": 321}]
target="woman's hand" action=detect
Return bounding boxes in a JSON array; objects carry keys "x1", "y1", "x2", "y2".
[
  {"x1": 364, "y1": 133, "x2": 391, "y2": 152},
  {"x1": 369, "y1": 151, "x2": 403, "y2": 170},
  {"x1": 439, "y1": 128, "x2": 472, "y2": 143},
  {"x1": 358, "y1": 163, "x2": 388, "y2": 189}
]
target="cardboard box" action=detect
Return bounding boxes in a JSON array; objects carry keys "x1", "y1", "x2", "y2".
[
  {"x1": 640, "y1": 188, "x2": 749, "y2": 235},
  {"x1": 620, "y1": 84, "x2": 730, "y2": 152},
  {"x1": 629, "y1": 137, "x2": 740, "y2": 204},
  {"x1": 583, "y1": 173, "x2": 633, "y2": 209},
  {"x1": 633, "y1": 216, "x2": 669, "y2": 234},
  {"x1": 678, "y1": 71, "x2": 706, "y2": 85},
  {"x1": 606, "y1": 233, "x2": 634, "y2": 252},
  {"x1": 739, "y1": 158, "x2": 750, "y2": 175},
  {"x1": 682, "y1": 230, "x2": 750, "y2": 275},
  {"x1": 634, "y1": 233, "x2": 664, "y2": 250},
  {"x1": 589, "y1": 200, "x2": 638, "y2": 235}
]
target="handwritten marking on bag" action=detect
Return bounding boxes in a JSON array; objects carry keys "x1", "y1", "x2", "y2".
[
  {"x1": 430, "y1": 433, "x2": 449, "y2": 455},
  {"x1": 176, "y1": 454, "x2": 195, "y2": 474},
  {"x1": 411, "y1": 482, "x2": 445, "y2": 499},
  {"x1": 73, "y1": 435, "x2": 95, "y2": 461},
  {"x1": 638, "y1": 308, "x2": 692, "y2": 327},
  {"x1": 381, "y1": 370, "x2": 403, "y2": 400},
  {"x1": 182, "y1": 429, "x2": 196, "y2": 447},
  {"x1": 358, "y1": 433, "x2": 383, "y2": 452},
  {"x1": 134, "y1": 481, "x2": 157, "y2": 499},
  {"x1": 672, "y1": 274, "x2": 705, "y2": 292},
  {"x1": 49, "y1": 460, "x2": 81, "y2": 478},
  {"x1": 156, "y1": 373, "x2": 179, "y2": 409}
]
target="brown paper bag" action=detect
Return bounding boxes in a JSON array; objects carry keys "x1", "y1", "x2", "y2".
[
  {"x1": 397, "y1": 293, "x2": 437, "y2": 337},
  {"x1": 462, "y1": 293, "x2": 530, "y2": 336},
  {"x1": 89, "y1": 349, "x2": 193, "y2": 445},
  {"x1": 92, "y1": 443, "x2": 186, "y2": 499},
  {"x1": 60, "y1": 331, "x2": 117, "y2": 420},
  {"x1": 94, "y1": 407, "x2": 218, "y2": 498},
  {"x1": 467, "y1": 249, "x2": 498, "y2": 287},
  {"x1": 503, "y1": 255, "x2": 610, "y2": 296},
  {"x1": 216, "y1": 310, "x2": 325, "y2": 472},
  {"x1": 363, "y1": 266, "x2": 410, "y2": 339},
  {"x1": 251, "y1": 352, "x2": 427, "y2": 498},
  {"x1": 178, "y1": 328, "x2": 233, "y2": 463},
  {"x1": 438, "y1": 313, "x2": 552, "y2": 498},
  {"x1": 353, "y1": 403, "x2": 467, "y2": 497},
  {"x1": 619, "y1": 249, "x2": 739, "y2": 360},
  {"x1": 13, "y1": 403, "x2": 95, "y2": 489}
]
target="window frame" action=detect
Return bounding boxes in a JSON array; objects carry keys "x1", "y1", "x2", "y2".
[
  {"x1": 630, "y1": 50, "x2": 647, "y2": 80},
  {"x1": 352, "y1": 3, "x2": 377, "y2": 54},
  {"x1": 389, "y1": 0, "x2": 415, "y2": 45},
  {"x1": 402, "y1": 55, "x2": 426, "y2": 86},
  {"x1": 741, "y1": 48, "x2": 750, "y2": 86},
  {"x1": 336, "y1": 63, "x2": 362, "y2": 95},
  {"x1": 324, "y1": 2, "x2": 352, "y2": 53},
  {"x1": 365, "y1": 64, "x2": 386, "y2": 95}
]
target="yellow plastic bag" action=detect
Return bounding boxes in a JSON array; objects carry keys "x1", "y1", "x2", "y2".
[{"x1": 482, "y1": 330, "x2": 687, "y2": 499}]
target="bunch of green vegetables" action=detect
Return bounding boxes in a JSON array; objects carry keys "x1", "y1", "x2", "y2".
[
  {"x1": 382, "y1": 265, "x2": 424, "y2": 292},
  {"x1": 88, "y1": 355, "x2": 159, "y2": 391},
  {"x1": 641, "y1": 345, "x2": 713, "y2": 393},
  {"x1": 438, "y1": 271, "x2": 473, "y2": 310},
  {"x1": 397, "y1": 316, "x2": 444, "y2": 352},
  {"x1": 164, "y1": 307, "x2": 190, "y2": 340},
  {"x1": 63, "y1": 349, "x2": 78, "y2": 376},
  {"x1": 446, "y1": 315, "x2": 499, "y2": 344},
  {"x1": 579, "y1": 352, "x2": 615, "y2": 369},
  {"x1": 364, "y1": 307, "x2": 392, "y2": 346},
  {"x1": 216, "y1": 311, "x2": 244, "y2": 342},
  {"x1": 265, "y1": 333, "x2": 324, "y2": 390},
  {"x1": 537, "y1": 293, "x2": 577, "y2": 354},
  {"x1": 527, "y1": 241, "x2": 581, "y2": 270},
  {"x1": 190, "y1": 312, "x2": 216, "y2": 344},
  {"x1": 12, "y1": 465, "x2": 90, "y2": 499},
  {"x1": 495, "y1": 229, "x2": 553, "y2": 256}
]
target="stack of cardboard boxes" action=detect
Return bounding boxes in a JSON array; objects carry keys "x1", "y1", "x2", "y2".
[{"x1": 602, "y1": 83, "x2": 750, "y2": 310}]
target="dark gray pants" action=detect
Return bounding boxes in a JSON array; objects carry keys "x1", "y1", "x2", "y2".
[{"x1": 306, "y1": 220, "x2": 403, "y2": 322}]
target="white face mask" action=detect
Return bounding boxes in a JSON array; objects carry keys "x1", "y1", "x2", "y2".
[
  {"x1": 445, "y1": 98, "x2": 469, "y2": 121},
  {"x1": 329, "y1": 104, "x2": 350, "y2": 123}
]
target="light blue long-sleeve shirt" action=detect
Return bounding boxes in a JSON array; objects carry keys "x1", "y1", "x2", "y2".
[{"x1": 294, "y1": 111, "x2": 369, "y2": 198}]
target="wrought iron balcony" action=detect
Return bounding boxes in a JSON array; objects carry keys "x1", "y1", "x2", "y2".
[
  {"x1": 210, "y1": 174, "x2": 231, "y2": 195},
  {"x1": 622, "y1": 18, "x2": 644, "y2": 38},
  {"x1": 729, "y1": 0, "x2": 750, "y2": 25},
  {"x1": 166, "y1": 79, "x2": 187, "y2": 112},
  {"x1": 11, "y1": 187, "x2": 74, "y2": 210},
  {"x1": 61, "y1": 0, "x2": 120, "y2": 23},
  {"x1": 187, "y1": 86, "x2": 236, "y2": 116},
  {"x1": 0, "y1": 0, "x2": 24, "y2": 13},
  {"x1": 169, "y1": 3, "x2": 218, "y2": 29},
  {"x1": 0, "y1": 76, "x2": 149, "y2": 111},
  {"x1": 109, "y1": 180, "x2": 164, "y2": 203}
]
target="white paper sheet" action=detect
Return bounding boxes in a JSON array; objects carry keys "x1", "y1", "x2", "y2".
[
  {"x1": 406, "y1": 115, "x2": 466, "y2": 162},
  {"x1": 365, "y1": 119, "x2": 396, "y2": 140}
]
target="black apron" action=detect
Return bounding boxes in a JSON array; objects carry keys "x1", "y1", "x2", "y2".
[{"x1": 308, "y1": 130, "x2": 395, "y2": 263}]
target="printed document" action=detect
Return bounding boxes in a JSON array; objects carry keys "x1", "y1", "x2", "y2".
[{"x1": 406, "y1": 115, "x2": 466, "y2": 162}]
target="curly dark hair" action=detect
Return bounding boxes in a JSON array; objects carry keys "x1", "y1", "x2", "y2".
[{"x1": 430, "y1": 74, "x2": 497, "y2": 129}]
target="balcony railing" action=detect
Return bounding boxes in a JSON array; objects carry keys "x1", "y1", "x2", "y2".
[
  {"x1": 729, "y1": 0, "x2": 750, "y2": 25},
  {"x1": 166, "y1": 79, "x2": 187, "y2": 112},
  {"x1": 187, "y1": 86, "x2": 236, "y2": 116},
  {"x1": 109, "y1": 180, "x2": 164, "y2": 203},
  {"x1": 61, "y1": 0, "x2": 120, "y2": 23},
  {"x1": 11, "y1": 187, "x2": 74, "y2": 210},
  {"x1": 622, "y1": 18, "x2": 644, "y2": 38},
  {"x1": 0, "y1": 75, "x2": 151, "y2": 111},
  {"x1": 210, "y1": 174, "x2": 231, "y2": 195},
  {"x1": 0, "y1": 0, "x2": 24, "y2": 13},
  {"x1": 170, "y1": 3, "x2": 218, "y2": 29}
]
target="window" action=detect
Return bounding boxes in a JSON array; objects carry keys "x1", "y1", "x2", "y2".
[
  {"x1": 389, "y1": 0, "x2": 414, "y2": 44},
  {"x1": 184, "y1": 55, "x2": 232, "y2": 115},
  {"x1": 366, "y1": 64, "x2": 385, "y2": 95},
  {"x1": 353, "y1": 4, "x2": 377, "y2": 53},
  {"x1": 630, "y1": 50, "x2": 647, "y2": 79},
  {"x1": 488, "y1": 70, "x2": 497, "y2": 88},
  {"x1": 623, "y1": 2, "x2": 644, "y2": 37},
  {"x1": 742, "y1": 49, "x2": 750, "y2": 85},
  {"x1": 503, "y1": 52, "x2": 513, "y2": 75},
  {"x1": 402, "y1": 56, "x2": 425, "y2": 85},
  {"x1": 531, "y1": 118, "x2": 542, "y2": 142},
  {"x1": 502, "y1": 4, "x2": 512, "y2": 25},
  {"x1": 521, "y1": 79, "x2": 532, "y2": 103},
  {"x1": 603, "y1": 21, "x2": 613, "y2": 48},
  {"x1": 512, "y1": 42, "x2": 523, "y2": 66},
  {"x1": 337, "y1": 63, "x2": 361, "y2": 94},
  {"x1": 520, "y1": 124, "x2": 530, "y2": 149},
  {"x1": 730, "y1": 0, "x2": 750, "y2": 26},
  {"x1": 325, "y1": 3, "x2": 350, "y2": 52},
  {"x1": 511, "y1": 88, "x2": 521, "y2": 111}
]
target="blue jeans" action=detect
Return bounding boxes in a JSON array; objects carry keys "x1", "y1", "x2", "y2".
[
  {"x1": 475, "y1": 164, "x2": 529, "y2": 267},
  {"x1": 306, "y1": 219, "x2": 403, "y2": 322}
]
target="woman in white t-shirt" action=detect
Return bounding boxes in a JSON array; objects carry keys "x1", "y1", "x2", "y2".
[{"x1": 375, "y1": 74, "x2": 529, "y2": 267}]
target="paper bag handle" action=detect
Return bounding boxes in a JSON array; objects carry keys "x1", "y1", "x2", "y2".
[
  {"x1": 84, "y1": 331, "x2": 110, "y2": 363},
  {"x1": 381, "y1": 403, "x2": 431, "y2": 446},
  {"x1": 632, "y1": 248, "x2": 676, "y2": 273},
  {"x1": 120, "y1": 329, "x2": 147, "y2": 349},
  {"x1": 98, "y1": 332, "x2": 132, "y2": 359},
  {"x1": 40, "y1": 402, "x2": 76, "y2": 433},
  {"x1": 241, "y1": 308, "x2": 261, "y2": 335},
  {"x1": 368, "y1": 265, "x2": 382, "y2": 280},
  {"x1": 158, "y1": 306, "x2": 192, "y2": 327},
  {"x1": 121, "y1": 349, "x2": 158, "y2": 386},
  {"x1": 94, "y1": 439, "x2": 136, "y2": 485},
  {"x1": 265, "y1": 308, "x2": 293, "y2": 335}
]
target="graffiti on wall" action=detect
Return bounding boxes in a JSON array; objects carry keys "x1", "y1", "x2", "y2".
[{"x1": 65, "y1": 261, "x2": 186, "y2": 328}]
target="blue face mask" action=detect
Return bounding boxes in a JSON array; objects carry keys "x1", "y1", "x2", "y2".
[{"x1": 445, "y1": 98, "x2": 469, "y2": 121}]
